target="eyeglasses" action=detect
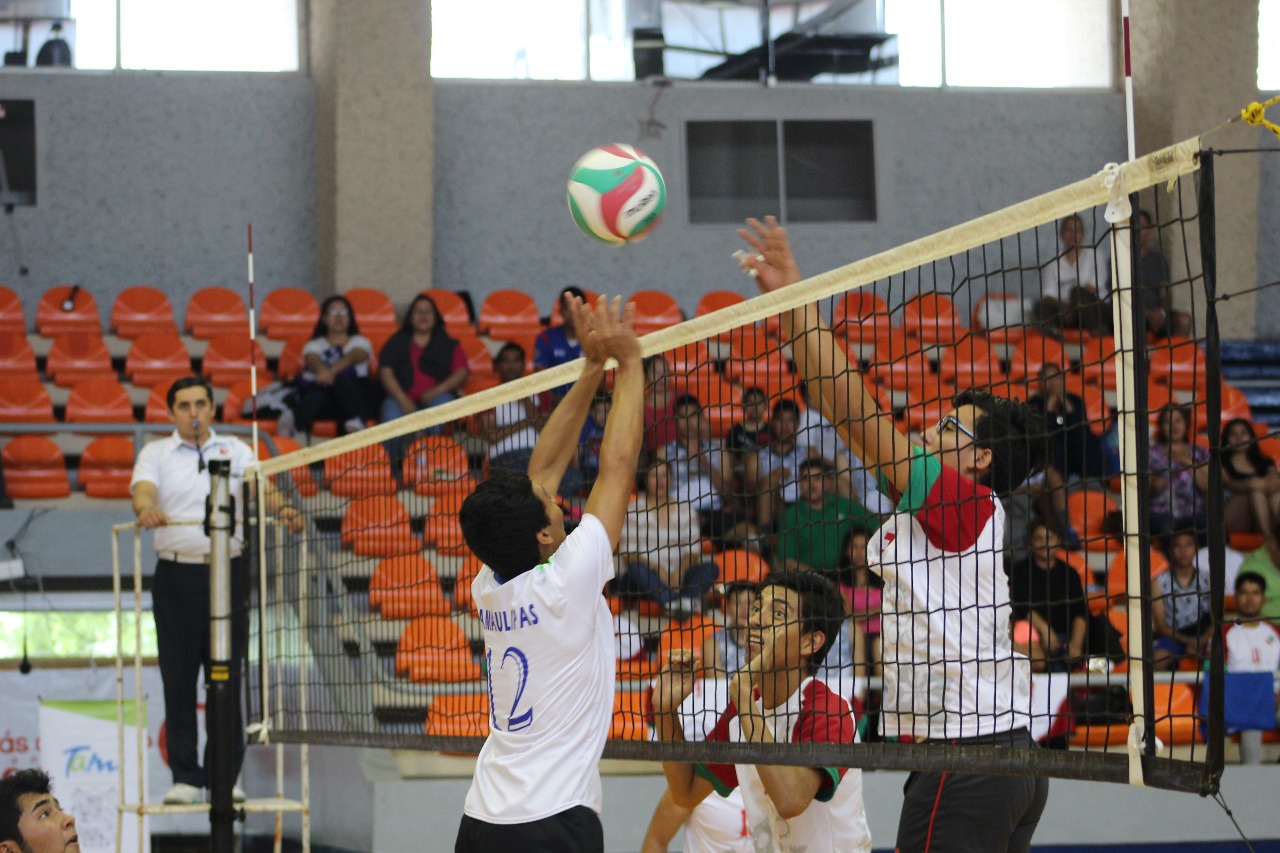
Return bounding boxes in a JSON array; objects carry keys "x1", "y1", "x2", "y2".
[
  {"x1": 326, "y1": 308, "x2": 350, "y2": 317},
  {"x1": 935, "y1": 414, "x2": 976, "y2": 440}
]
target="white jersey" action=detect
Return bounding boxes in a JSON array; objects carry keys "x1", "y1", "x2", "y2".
[
  {"x1": 463, "y1": 514, "x2": 616, "y2": 823},
  {"x1": 869, "y1": 449, "x2": 1032, "y2": 740},
  {"x1": 1040, "y1": 246, "x2": 1103, "y2": 302},
  {"x1": 675, "y1": 680, "x2": 753, "y2": 853},
  {"x1": 697, "y1": 677, "x2": 872, "y2": 852},
  {"x1": 1224, "y1": 621, "x2": 1280, "y2": 689}
]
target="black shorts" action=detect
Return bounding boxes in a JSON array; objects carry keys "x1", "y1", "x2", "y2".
[
  {"x1": 895, "y1": 728, "x2": 1049, "y2": 853},
  {"x1": 455, "y1": 805, "x2": 603, "y2": 853}
]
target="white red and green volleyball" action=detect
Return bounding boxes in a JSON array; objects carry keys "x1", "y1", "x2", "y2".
[{"x1": 566, "y1": 144, "x2": 666, "y2": 245}]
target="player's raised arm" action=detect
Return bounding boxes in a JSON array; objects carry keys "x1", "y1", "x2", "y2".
[
  {"x1": 582, "y1": 297, "x2": 644, "y2": 550},
  {"x1": 526, "y1": 296, "x2": 607, "y2": 496},
  {"x1": 739, "y1": 216, "x2": 914, "y2": 493}
]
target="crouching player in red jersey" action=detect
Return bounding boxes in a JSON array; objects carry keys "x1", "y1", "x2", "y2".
[{"x1": 654, "y1": 569, "x2": 873, "y2": 852}]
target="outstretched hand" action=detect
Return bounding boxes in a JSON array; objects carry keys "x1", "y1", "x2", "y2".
[
  {"x1": 577, "y1": 295, "x2": 641, "y2": 367},
  {"x1": 653, "y1": 648, "x2": 700, "y2": 716},
  {"x1": 737, "y1": 216, "x2": 803, "y2": 294}
]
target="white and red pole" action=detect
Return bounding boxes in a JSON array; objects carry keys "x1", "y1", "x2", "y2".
[{"x1": 247, "y1": 224, "x2": 259, "y2": 459}]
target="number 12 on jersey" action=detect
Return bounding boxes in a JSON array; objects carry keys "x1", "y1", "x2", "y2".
[{"x1": 486, "y1": 645, "x2": 534, "y2": 732}]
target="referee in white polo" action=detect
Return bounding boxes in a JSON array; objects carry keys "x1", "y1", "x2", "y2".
[{"x1": 131, "y1": 375, "x2": 302, "y2": 805}]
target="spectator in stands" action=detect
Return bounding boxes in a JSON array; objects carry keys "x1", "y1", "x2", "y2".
[
  {"x1": 725, "y1": 386, "x2": 770, "y2": 455},
  {"x1": 1148, "y1": 404, "x2": 1209, "y2": 542},
  {"x1": 1239, "y1": 521, "x2": 1280, "y2": 624},
  {"x1": 533, "y1": 286, "x2": 586, "y2": 402},
  {"x1": 278, "y1": 294, "x2": 376, "y2": 438},
  {"x1": 577, "y1": 391, "x2": 610, "y2": 492},
  {"x1": 702, "y1": 580, "x2": 757, "y2": 678},
  {"x1": 666, "y1": 394, "x2": 752, "y2": 548},
  {"x1": 774, "y1": 457, "x2": 880, "y2": 577},
  {"x1": 478, "y1": 342, "x2": 544, "y2": 475},
  {"x1": 1131, "y1": 209, "x2": 1193, "y2": 339},
  {"x1": 1152, "y1": 529, "x2": 1213, "y2": 671},
  {"x1": 1221, "y1": 417, "x2": 1280, "y2": 546},
  {"x1": 841, "y1": 529, "x2": 882, "y2": 676},
  {"x1": 643, "y1": 354, "x2": 677, "y2": 456},
  {"x1": 1036, "y1": 213, "x2": 1105, "y2": 331},
  {"x1": 617, "y1": 455, "x2": 719, "y2": 619},
  {"x1": 1008, "y1": 519, "x2": 1088, "y2": 672},
  {"x1": 131, "y1": 376, "x2": 303, "y2": 805},
  {"x1": 797, "y1": 384, "x2": 891, "y2": 517},
  {"x1": 1220, "y1": 572, "x2": 1280, "y2": 764},
  {"x1": 0, "y1": 769, "x2": 79, "y2": 853},
  {"x1": 753, "y1": 398, "x2": 814, "y2": 530},
  {"x1": 1026, "y1": 362, "x2": 1108, "y2": 547},
  {"x1": 377, "y1": 293, "x2": 468, "y2": 427}
]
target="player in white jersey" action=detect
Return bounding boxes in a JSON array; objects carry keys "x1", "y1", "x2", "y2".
[
  {"x1": 738, "y1": 216, "x2": 1050, "y2": 852},
  {"x1": 654, "y1": 569, "x2": 873, "y2": 852},
  {"x1": 1220, "y1": 572, "x2": 1280, "y2": 764},
  {"x1": 454, "y1": 296, "x2": 644, "y2": 853}
]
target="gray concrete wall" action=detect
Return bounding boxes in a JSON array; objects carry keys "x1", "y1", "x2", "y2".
[
  {"x1": 432, "y1": 80, "x2": 1129, "y2": 320},
  {"x1": 0, "y1": 70, "x2": 316, "y2": 324}
]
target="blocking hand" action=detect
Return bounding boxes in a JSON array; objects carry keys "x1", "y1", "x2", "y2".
[{"x1": 737, "y1": 216, "x2": 803, "y2": 294}]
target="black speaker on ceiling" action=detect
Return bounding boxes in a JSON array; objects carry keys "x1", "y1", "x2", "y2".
[{"x1": 632, "y1": 27, "x2": 665, "y2": 80}]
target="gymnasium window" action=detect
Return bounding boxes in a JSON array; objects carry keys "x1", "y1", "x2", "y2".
[
  {"x1": 1261, "y1": 0, "x2": 1280, "y2": 90},
  {"x1": 0, "y1": 0, "x2": 299, "y2": 72},
  {"x1": 0, "y1": 610, "x2": 157, "y2": 660}
]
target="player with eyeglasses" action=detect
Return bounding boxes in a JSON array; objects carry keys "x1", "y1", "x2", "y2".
[{"x1": 737, "y1": 216, "x2": 1051, "y2": 853}]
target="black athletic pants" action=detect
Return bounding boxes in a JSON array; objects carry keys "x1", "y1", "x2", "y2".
[
  {"x1": 455, "y1": 806, "x2": 603, "y2": 853},
  {"x1": 895, "y1": 727, "x2": 1049, "y2": 853},
  {"x1": 152, "y1": 558, "x2": 247, "y2": 788}
]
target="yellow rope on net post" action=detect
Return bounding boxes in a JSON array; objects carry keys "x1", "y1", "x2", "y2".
[{"x1": 1241, "y1": 94, "x2": 1280, "y2": 140}]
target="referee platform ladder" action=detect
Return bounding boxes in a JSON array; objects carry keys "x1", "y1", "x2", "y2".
[{"x1": 112, "y1": 520, "x2": 311, "y2": 853}]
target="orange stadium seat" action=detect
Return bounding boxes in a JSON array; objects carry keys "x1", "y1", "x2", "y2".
[
  {"x1": 0, "y1": 332, "x2": 36, "y2": 378},
  {"x1": 722, "y1": 324, "x2": 777, "y2": 362},
  {"x1": 370, "y1": 554, "x2": 450, "y2": 619},
  {"x1": 143, "y1": 376, "x2": 189, "y2": 424},
  {"x1": 663, "y1": 341, "x2": 710, "y2": 374},
  {"x1": 1070, "y1": 679, "x2": 1200, "y2": 749},
  {"x1": 937, "y1": 337, "x2": 1003, "y2": 388},
  {"x1": 658, "y1": 613, "x2": 719, "y2": 670},
  {"x1": 1147, "y1": 337, "x2": 1207, "y2": 392},
  {"x1": 1007, "y1": 331, "x2": 1069, "y2": 381},
  {"x1": 275, "y1": 335, "x2": 307, "y2": 382},
  {"x1": 630, "y1": 290, "x2": 682, "y2": 335},
  {"x1": 341, "y1": 494, "x2": 420, "y2": 557},
  {"x1": 424, "y1": 693, "x2": 489, "y2": 738},
  {"x1": 714, "y1": 549, "x2": 770, "y2": 588},
  {"x1": 478, "y1": 289, "x2": 543, "y2": 339},
  {"x1": 79, "y1": 436, "x2": 136, "y2": 498},
  {"x1": 1061, "y1": 372, "x2": 1109, "y2": 435},
  {"x1": 65, "y1": 377, "x2": 134, "y2": 424},
  {"x1": 0, "y1": 376, "x2": 54, "y2": 423},
  {"x1": 832, "y1": 291, "x2": 891, "y2": 337},
  {"x1": 125, "y1": 334, "x2": 192, "y2": 386},
  {"x1": 325, "y1": 444, "x2": 397, "y2": 497},
  {"x1": 449, "y1": 555, "x2": 483, "y2": 614},
  {"x1": 423, "y1": 491, "x2": 469, "y2": 555},
  {"x1": 110, "y1": 286, "x2": 177, "y2": 338},
  {"x1": 200, "y1": 334, "x2": 268, "y2": 388},
  {"x1": 869, "y1": 350, "x2": 935, "y2": 391},
  {"x1": 1067, "y1": 490, "x2": 1120, "y2": 554},
  {"x1": 344, "y1": 288, "x2": 398, "y2": 336},
  {"x1": 611, "y1": 690, "x2": 650, "y2": 740},
  {"x1": 184, "y1": 287, "x2": 248, "y2": 340},
  {"x1": 394, "y1": 615, "x2": 472, "y2": 676},
  {"x1": 1106, "y1": 547, "x2": 1169, "y2": 605},
  {"x1": 694, "y1": 290, "x2": 745, "y2": 318},
  {"x1": 1079, "y1": 335, "x2": 1118, "y2": 390},
  {"x1": 1221, "y1": 384, "x2": 1253, "y2": 424},
  {"x1": 971, "y1": 291, "x2": 1026, "y2": 342},
  {"x1": 901, "y1": 294, "x2": 966, "y2": 344},
  {"x1": 723, "y1": 353, "x2": 791, "y2": 389},
  {"x1": 422, "y1": 289, "x2": 475, "y2": 338},
  {"x1": 259, "y1": 435, "x2": 317, "y2": 498},
  {"x1": 36, "y1": 286, "x2": 100, "y2": 336},
  {"x1": 259, "y1": 287, "x2": 319, "y2": 340},
  {"x1": 457, "y1": 335, "x2": 492, "y2": 376},
  {"x1": 403, "y1": 435, "x2": 473, "y2": 497},
  {"x1": 2, "y1": 436, "x2": 70, "y2": 498},
  {"x1": 0, "y1": 286, "x2": 25, "y2": 334},
  {"x1": 45, "y1": 332, "x2": 114, "y2": 387}
]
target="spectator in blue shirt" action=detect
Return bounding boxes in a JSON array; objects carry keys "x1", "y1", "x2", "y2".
[{"x1": 534, "y1": 286, "x2": 586, "y2": 402}]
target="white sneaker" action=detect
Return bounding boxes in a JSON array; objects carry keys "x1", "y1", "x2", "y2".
[
  {"x1": 343, "y1": 417, "x2": 366, "y2": 434},
  {"x1": 162, "y1": 782, "x2": 203, "y2": 805},
  {"x1": 232, "y1": 786, "x2": 247, "y2": 803},
  {"x1": 276, "y1": 409, "x2": 297, "y2": 438}
]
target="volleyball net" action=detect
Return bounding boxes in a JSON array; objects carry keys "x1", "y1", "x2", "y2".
[{"x1": 244, "y1": 137, "x2": 1244, "y2": 794}]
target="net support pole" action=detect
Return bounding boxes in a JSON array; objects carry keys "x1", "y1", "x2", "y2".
[
  {"x1": 1110, "y1": 200, "x2": 1151, "y2": 786},
  {"x1": 1198, "y1": 151, "x2": 1226, "y2": 790},
  {"x1": 206, "y1": 460, "x2": 237, "y2": 852}
]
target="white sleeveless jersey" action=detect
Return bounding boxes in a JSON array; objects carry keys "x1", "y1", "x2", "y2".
[
  {"x1": 463, "y1": 514, "x2": 616, "y2": 823},
  {"x1": 684, "y1": 788, "x2": 753, "y2": 853}
]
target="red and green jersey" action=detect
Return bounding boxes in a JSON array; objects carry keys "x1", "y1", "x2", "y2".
[{"x1": 869, "y1": 447, "x2": 1032, "y2": 739}]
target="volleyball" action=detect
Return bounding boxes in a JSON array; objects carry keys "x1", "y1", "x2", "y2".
[{"x1": 566, "y1": 144, "x2": 666, "y2": 245}]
